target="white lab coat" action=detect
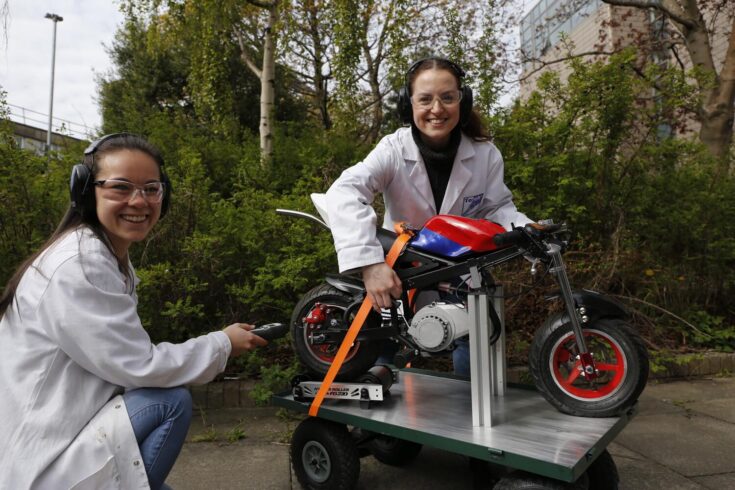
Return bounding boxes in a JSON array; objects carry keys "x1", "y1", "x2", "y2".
[
  {"x1": 325, "y1": 127, "x2": 532, "y2": 272},
  {"x1": 0, "y1": 228, "x2": 231, "y2": 489}
]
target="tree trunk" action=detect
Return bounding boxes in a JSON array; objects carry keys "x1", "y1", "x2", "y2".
[
  {"x1": 315, "y1": 70, "x2": 332, "y2": 129},
  {"x1": 363, "y1": 44, "x2": 383, "y2": 145},
  {"x1": 308, "y1": 5, "x2": 331, "y2": 129},
  {"x1": 699, "y1": 102, "x2": 734, "y2": 161},
  {"x1": 259, "y1": 4, "x2": 277, "y2": 165},
  {"x1": 601, "y1": 0, "x2": 735, "y2": 167},
  {"x1": 698, "y1": 18, "x2": 735, "y2": 165}
]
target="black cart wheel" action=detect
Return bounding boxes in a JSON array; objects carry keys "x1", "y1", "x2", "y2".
[
  {"x1": 367, "y1": 435, "x2": 423, "y2": 466},
  {"x1": 529, "y1": 317, "x2": 649, "y2": 417},
  {"x1": 291, "y1": 284, "x2": 381, "y2": 380},
  {"x1": 291, "y1": 418, "x2": 360, "y2": 490},
  {"x1": 494, "y1": 471, "x2": 588, "y2": 489},
  {"x1": 585, "y1": 450, "x2": 619, "y2": 490}
]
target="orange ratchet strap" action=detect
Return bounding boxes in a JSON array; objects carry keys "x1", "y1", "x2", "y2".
[{"x1": 308, "y1": 223, "x2": 414, "y2": 417}]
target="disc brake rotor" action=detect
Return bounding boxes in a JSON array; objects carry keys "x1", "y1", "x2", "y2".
[{"x1": 303, "y1": 303, "x2": 360, "y2": 364}]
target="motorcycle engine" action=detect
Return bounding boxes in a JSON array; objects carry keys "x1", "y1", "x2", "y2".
[{"x1": 407, "y1": 302, "x2": 470, "y2": 352}]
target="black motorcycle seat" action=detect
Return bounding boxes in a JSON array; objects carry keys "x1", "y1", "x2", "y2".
[{"x1": 376, "y1": 227, "x2": 398, "y2": 253}]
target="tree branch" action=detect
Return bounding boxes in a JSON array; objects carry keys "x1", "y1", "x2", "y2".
[
  {"x1": 601, "y1": 0, "x2": 696, "y2": 29},
  {"x1": 518, "y1": 49, "x2": 622, "y2": 82},
  {"x1": 235, "y1": 30, "x2": 262, "y2": 79},
  {"x1": 245, "y1": 0, "x2": 275, "y2": 8},
  {"x1": 669, "y1": 43, "x2": 686, "y2": 71},
  {"x1": 611, "y1": 294, "x2": 713, "y2": 339}
]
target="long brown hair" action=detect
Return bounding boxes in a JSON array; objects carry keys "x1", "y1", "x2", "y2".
[
  {"x1": 407, "y1": 58, "x2": 491, "y2": 141},
  {"x1": 0, "y1": 134, "x2": 165, "y2": 318}
]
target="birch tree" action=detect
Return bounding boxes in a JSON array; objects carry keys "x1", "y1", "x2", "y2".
[{"x1": 236, "y1": 0, "x2": 281, "y2": 165}]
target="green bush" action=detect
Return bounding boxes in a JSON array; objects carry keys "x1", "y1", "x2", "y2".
[{"x1": 492, "y1": 50, "x2": 734, "y2": 351}]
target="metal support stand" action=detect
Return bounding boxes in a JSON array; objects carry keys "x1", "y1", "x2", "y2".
[{"x1": 468, "y1": 266, "x2": 506, "y2": 427}]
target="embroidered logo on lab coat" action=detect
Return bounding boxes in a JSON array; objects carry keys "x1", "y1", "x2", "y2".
[{"x1": 462, "y1": 193, "x2": 483, "y2": 216}]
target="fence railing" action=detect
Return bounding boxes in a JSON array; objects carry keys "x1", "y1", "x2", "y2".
[{"x1": 6, "y1": 103, "x2": 95, "y2": 140}]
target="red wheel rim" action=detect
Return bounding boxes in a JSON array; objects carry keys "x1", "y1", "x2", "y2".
[
  {"x1": 549, "y1": 329, "x2": 626, "y2": 401},
  {"x1": 303, "y1": 303, "x2": 360, "y2": 365}
]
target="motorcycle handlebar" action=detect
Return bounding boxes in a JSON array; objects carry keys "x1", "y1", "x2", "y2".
[
  {"x1": 493, "y1": 222, "x2": 566, "y2": 248},
  {"x1": 493, "y1": 228, "x2": 525, "y2": 247}
]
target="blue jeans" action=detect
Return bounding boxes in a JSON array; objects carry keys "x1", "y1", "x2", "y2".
[
  {"x1": 452, "y1": 337, "x2": 470, "y2": 377},
  {"x1": 376, "y1": 338, "x2": 400, "y2": 366},
  {"x1": 123, "y1": 387, "x2": 192, "y2": 490}
]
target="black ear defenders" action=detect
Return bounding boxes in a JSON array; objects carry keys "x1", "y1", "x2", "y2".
[
  {"x1": 397, "y1": 57, "x2": 473, "y2": 126},
  {"x1": 69, "y1": 133, "x2": 172, "y2": 218}
]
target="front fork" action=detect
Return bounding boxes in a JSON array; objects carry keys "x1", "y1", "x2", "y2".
[{"x1": 546, "y1": 243, "x2": 598, "y2": 380}]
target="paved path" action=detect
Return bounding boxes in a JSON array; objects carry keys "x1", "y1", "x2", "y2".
[{"x1": 168, "y1": 376, "x2": 735, "y2": 489}]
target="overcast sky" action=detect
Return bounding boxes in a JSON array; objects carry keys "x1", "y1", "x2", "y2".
[{"x1": 0, "y1": 1, "x2": 125, "y2": 138}]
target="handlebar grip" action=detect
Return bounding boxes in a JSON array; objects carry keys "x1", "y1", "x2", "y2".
[
  {"x1": 534, "y1": 223, "x2": 564, "y2": 234},
  {"x1": 493, "y1": 229, "x2": 524, "y2": 247}
]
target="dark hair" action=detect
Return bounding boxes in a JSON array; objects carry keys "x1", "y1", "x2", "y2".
[
  {"x1": 0, "y1": 134, "x2": 164, "y2": 318},
  {"x1": 407, "y1": 58, "x2": 491, "y2": 142}
]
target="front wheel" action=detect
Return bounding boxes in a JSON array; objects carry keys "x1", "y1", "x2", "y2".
[
  {"x1": 585, "y1": 449, "x2": 619, "y2": 490},
  {"x1": 291, "y1": 283, "x2": 381, "y2": 380},
  {"x1": 291, "y1": 418, "x2": 360, "y2": 490},
  {"x1": 494, "y1": 471, "x2": 588, "y2": 489},
  {"x1": 529, "y1": 317, "x2": 649, "y2": 417}
]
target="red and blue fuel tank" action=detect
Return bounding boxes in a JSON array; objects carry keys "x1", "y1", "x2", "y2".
[{"x1": 408, "y1": 215, "x2": 508, "y2": 258}]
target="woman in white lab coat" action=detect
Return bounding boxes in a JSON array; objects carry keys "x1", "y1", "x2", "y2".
[
  {"x1": 0, "y1": 134, "x2": 267, "y2": 489},
  {"x1": 325, "y1": 58, "x2": 532, "y2": 374}
]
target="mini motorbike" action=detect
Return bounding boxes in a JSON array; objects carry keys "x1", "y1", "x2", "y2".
[{"x1": 278, "y1": 197, "x2": 649, "y2": 418}]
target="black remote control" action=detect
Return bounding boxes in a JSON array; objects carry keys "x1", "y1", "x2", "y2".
[{"x1": 250, "y1": 322, "x2": 288, "y2": 341}]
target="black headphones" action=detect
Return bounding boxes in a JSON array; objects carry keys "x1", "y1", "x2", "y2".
[
  {"x1": 397, "y1": 57, "x2": 473, "y2": 126},
  {"x1": 69, "y1": 133, "x2": 172, "y2": 218}
]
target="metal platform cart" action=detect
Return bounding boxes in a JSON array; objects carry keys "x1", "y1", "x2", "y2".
[{"x1": 274, "y1": 287, "x2": 632, "y2": 489}]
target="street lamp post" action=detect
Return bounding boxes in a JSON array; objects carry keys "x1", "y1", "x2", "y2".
[{"x1": 45, "y1": 13, "x2": 63, "y2": 154}]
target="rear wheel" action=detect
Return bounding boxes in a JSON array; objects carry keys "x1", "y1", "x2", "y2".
[
  {"x1": 530, "y1": 317, "x2": 648, "y2": 417},
  {"x1": 291, "y1": 283, "x2": 381, "y2": 380}
]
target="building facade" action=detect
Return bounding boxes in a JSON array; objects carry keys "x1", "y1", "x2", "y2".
[
  {"x1": 519, "y1": 0, "x2": 649, "y2": 100},
  {"x1": 518, "y1": 0, "x2": 734, "y2": 143},
  {"x1": 519, "y1": 0, "x2": 731, "y2": 100}
]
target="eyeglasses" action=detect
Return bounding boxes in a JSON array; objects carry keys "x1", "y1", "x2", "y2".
[
  {"x1": 94, "y1": 179, "x2": 165, "y2": 203},
  {"x1": 411, "y1": 90, "x2": 463, "y2": 108}
]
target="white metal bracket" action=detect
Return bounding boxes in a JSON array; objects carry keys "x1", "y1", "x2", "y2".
[{"x1": 468, "y1": 268, "x2": 506, "y2": 427}]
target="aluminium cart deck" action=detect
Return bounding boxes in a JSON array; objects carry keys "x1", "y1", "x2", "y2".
[{"x1": 273, "y1": 369, "x2": 633, "y2": 483}]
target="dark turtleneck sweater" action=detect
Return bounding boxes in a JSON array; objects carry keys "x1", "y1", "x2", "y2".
[{"x1": 411, "y1": 124, "x2": 462, "y2": 213}]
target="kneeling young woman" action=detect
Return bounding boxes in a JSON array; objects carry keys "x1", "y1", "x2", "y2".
[{"x1": 0, "y1": 134, "x2": 267, "y2": 489}]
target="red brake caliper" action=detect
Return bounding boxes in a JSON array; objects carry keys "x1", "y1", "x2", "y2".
[
  {"x1": 304, "y1": 302, "x2": 327, "y2": 325},
  {"x1": 303, "y1": 303, "x2": 330, "y2": 357}
]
